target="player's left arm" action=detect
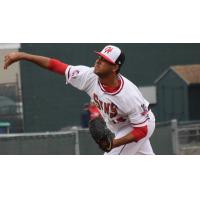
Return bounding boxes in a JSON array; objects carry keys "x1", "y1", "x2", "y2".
[
  {"x1": 112, "y1": 93, "x2": 150, "y2": 148},
  {"x1": 112, "y1": 125, "x2": 148, "y2": 148}
]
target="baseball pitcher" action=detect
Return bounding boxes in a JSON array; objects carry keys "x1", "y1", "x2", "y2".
[{"x1": 4, "y1": 45, "x2": 155, "y2": 155}]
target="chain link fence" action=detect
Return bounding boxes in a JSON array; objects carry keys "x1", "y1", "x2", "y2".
[
  {"x1": 0, "y1": 128, "x2": 103, "y2": 155},
  {"x1": 0, "y1": 119, "x2": 200, "y2": 154},
  {"x1": 171, "y1": 120, "x2": 200, "y2": 154}
]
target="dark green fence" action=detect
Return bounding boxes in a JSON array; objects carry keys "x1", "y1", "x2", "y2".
[
  {"x1": 78, "y1": 130, "x2": 103, "y2": 155},
  {"x1": 150, "y1": 122, "x2": 174, "y2": 155},
  {"x1": 0, "y1": 132, "x2": 76, "y2": 155},
  {"x1": 0, "y1": 124, "x2": 174, "y2": 155}
]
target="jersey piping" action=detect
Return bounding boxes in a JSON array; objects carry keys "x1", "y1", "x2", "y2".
[{"x1": 98, "y1": 74, "x2": 124, "y2": 96}]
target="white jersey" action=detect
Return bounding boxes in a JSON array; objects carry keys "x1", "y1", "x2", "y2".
[{"x1": 65, "y1": 65, "x2": 150, "y2": 136}]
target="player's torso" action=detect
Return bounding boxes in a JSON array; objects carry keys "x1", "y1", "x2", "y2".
[
  {"x1": 87, "y1": 75, "x2": 148, "y2": 133},
  {"x1": 92, "y1": 91, "x2": 129, "y2": 132},
  {"x1": 66, "y1": 65, "x2": 150, "y2": 136}
]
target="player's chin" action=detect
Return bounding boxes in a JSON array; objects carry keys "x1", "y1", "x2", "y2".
[
  {"x1": 94, "y1": 68, "x2": 100, "y2": 75},
  {"x1": 94, "y1": 71, "x2": 100, "y2": 76}
]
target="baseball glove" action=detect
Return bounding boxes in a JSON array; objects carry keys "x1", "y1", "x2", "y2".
[{"x1": 89, "y1": 117, "x2": 115, "y2": 152}]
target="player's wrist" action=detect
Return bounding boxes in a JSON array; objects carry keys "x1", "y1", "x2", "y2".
[
  {"x1": 112, "y1": 139, "x2": 120, "y2": 148},
  {"x1": 112, "y1": 134, "x2": 135, "y2": 148},
  {"x1": 19, "y1": 52, "x2": 31, "y2": 60}
]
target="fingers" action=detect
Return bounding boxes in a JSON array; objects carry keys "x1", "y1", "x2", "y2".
[
  {"x1": 3, "y1": 54, "x2": 15, "y2": 69},
  {"x1": 4, "y1": 61, "x2": 10, "y2": 70},
  {"x1": 3, "y1": 52, "x2": 23, "y2": 70},
  {"x1": 4, "y1": 56, "x2": 11, "y2": 69},
  {"x1": 4, "y1": 56, "x2": 8, "y2": 69}
]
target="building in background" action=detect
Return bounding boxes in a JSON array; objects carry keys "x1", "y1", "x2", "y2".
[
  {"x1": 0, "y1": 43, "x2": 24, "y2": 133},
  {"x1": 155, "y1": 64, "x2": 200, "y2": 122}
]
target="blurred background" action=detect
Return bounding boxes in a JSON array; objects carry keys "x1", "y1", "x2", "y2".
[{"x1": 0, "y1": 43, "x2": 200, "y2": 155}]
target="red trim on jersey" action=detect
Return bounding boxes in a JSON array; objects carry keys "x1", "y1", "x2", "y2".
[
  {"x1": 95, "y1": 52, "x2": 116, "y2": 64},
  {"x1": 131, "y1": 125, "x2": 148, "y2": 142},
  {"x1": 48, "y1": 59, "x2": 68, "y2": 75},
  {"x1": 101, "y1": 79, "x2": 121, "y2": 93},
  {"x1": 98, "y1": 75, "x2": 124, "y2": 95},
  {"x1": 131, "y1": 117, "x2": 150, "y2": 126}
]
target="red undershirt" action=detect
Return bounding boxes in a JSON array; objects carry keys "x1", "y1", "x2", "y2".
[
  {"x1": 101, "y1": 79, "x2": 121, "y2": 93},
  {"x1": 48, "y1": 59, "x2": 68, "y2": 75}
]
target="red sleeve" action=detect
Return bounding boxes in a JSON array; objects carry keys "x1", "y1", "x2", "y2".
[
  {"x1": 131, "y1": 125, "x2": 148, "y2": 142},
  {"x1": 48, "y1": 59, "x2": 68, "y2": 75}
]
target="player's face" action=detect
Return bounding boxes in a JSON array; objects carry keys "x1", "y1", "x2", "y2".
[{"x1": 94, "y1": 56, "x2": 118, "y2": 77}]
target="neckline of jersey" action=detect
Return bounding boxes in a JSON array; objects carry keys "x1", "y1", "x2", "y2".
[{"x1": 98, "y1": 75, "x2": 124, "y2": 95}]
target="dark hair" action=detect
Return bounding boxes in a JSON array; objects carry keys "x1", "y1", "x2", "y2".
[{"x1": 115, "y1": 52, "x2": 125, "y2": 74}]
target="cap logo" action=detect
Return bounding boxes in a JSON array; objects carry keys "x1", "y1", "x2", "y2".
[{"x1": 104, "y1": 47, "x2": 113, "y2": 54}]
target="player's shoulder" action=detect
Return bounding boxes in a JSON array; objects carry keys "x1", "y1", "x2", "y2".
[
  {"x1": 66, "y1": 65, "x2": 96, "y2": 79},
  {"x1": 116, "y1": 75, "x2": 143, "y2": 105},
  {"x1": 65, "y1": 65, "x2": 97, "y2": 92},
  {"x1": 68, "y1": 65, "x2": 94, "y2": 73},
  {"x1": 119, "y1": 74, "x2": 140, "y2": 96}
]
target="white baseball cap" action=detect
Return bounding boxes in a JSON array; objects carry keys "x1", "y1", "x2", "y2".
[{"x1": 95, "y1": 45, "x2": 125, "y2": 65}]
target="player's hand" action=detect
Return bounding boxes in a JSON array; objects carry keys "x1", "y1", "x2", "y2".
[{"x1": 4, "y1": 52, "x2": 24, "y2": 70}]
